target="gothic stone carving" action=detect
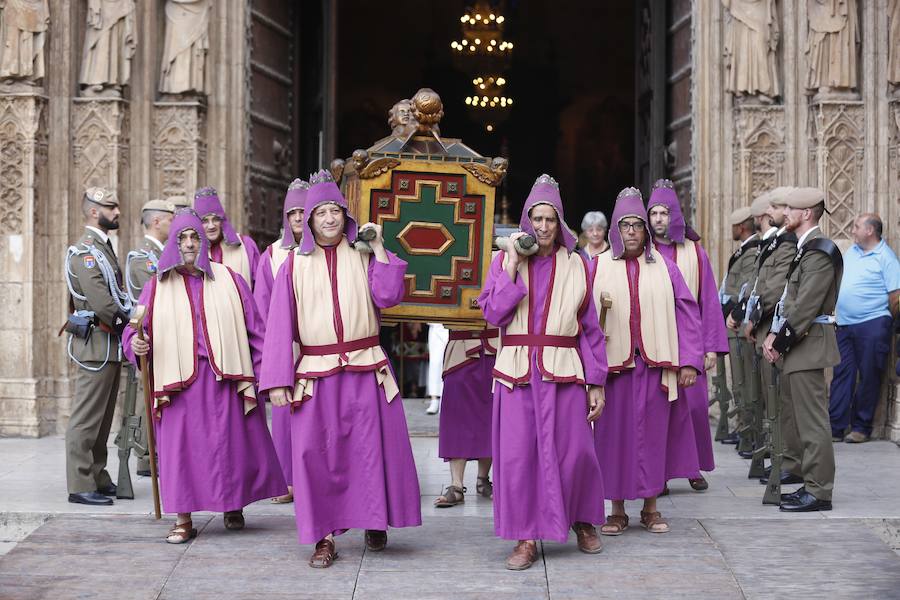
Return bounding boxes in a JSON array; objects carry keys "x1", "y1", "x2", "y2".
[
  {"x1": 0, "y1": 0, "x2": 49, "y2": 90},
  {"x1": 0, "y1": 94, "x2": 45, "y2": 234},
  {"x1": 722, "y1": 0, "x2": 780, "y2": 103},
  {"x1": 159, "y1": 0, "x2": 210, "y2": 97},
  {"x1": 890, "y1": 0, "x2": 900, "y2": 95},
  {"x1": 79, "y1": 0, "x2": 137, "y2": 97},
  {"x1": 152, "y1": 102, "x2": 207, "y2": 199},
  {"x1": 72, "y1": 99, "x2": 130, "y2": 198},
  {"x1": 732, "y1": 104, "x2": 786, "y2": 206},
  {"x1": 806, "y1": 0, "x2": 860, "y2": 99},
  {"x1": 809, "y1": 101, "x2": 864, "y2": 241}
]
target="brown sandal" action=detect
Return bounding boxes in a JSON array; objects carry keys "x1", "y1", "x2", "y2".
[
  {"x1": 309, "y1": 538, "x2": 338, "y2": 568},
  {"x1": 434, "y1": 485, "x2": 466, "y2": 508},
  {"x1": 640, "y1": 510, "x2": 669, "y2": 533},
  {"x1": 166, "y1": 520, "x2": 197, "y2": 544},
  {"x1": 476, "y1": 476, "x2": 493, "y2": 499},
  {"x1": 223, "y1": 510, "x2": 245, "y2": 530},
  {"x1": 271, "y1": 492, "x2": 294, "y2": 504},
  {"x1": 599, "y1": 514, "x2": 629, "y2": 536}
]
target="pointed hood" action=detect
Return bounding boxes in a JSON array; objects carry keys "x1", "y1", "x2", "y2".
[
  {"x1": 299, "y1": 169, "x2": 359, "y2": 255},
  {"x1": 519, "y1": 174, "x2": 577, "y2": 253},
  {"x1": 193, "y1": 187, "x2": 242, "y2": 246},
  {"x1": 157, "y1": 208, "x2": 215, "y2": 279},
  {"x1": 280, "y1": 178, "x2": 309, "y2": 249},
  {"x1": 610, "y1": 187, "x2": 654, "y2": 261},
  {"x1": 647, "y1": 178, "x2": 700, "y2": 243}
]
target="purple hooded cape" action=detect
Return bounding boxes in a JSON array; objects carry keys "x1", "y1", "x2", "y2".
[
  {"x1": 279, "y1": 179, "x2": 308, "y2": 249},
  {"x1": 194, "y1": 187, "x2": 242, "y2": 246},
  {"x1": 299, "y1": 170, "x2": 359, "y2": 255},
  {"x1": 609, "y1": 187, "x2": 654, "y2": 261},
  {"x1": 156, "y1": 208, "x2": 215, "y2": 279},
  {"x1": 646, "y1": 178, "x2": 700, "y2": 243},
  {"x1": 519, "y1": 174, "x2": 578, "y2": 252}
]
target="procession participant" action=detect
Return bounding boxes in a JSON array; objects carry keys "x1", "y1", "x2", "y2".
[
  {"x1": 64, "y1": 187, "x2": 132, "y2": 506},
  {"x1": 432, "y1": 326, "x2": 499, "y2": 508},
  {"x1": 259, "y1": 170, "x2": 421, "y2": 568},
  {"x1": 593, "y1": 187, "x2": 702, "y2": 535},
  {"x1": 124, "y1": 209, "x2": 287, "y2": 542},
  {"x1": 648, "y1": 179, "x2": 728, "y2": 492},
  {"x1": 124, "y1": 198, "x2": 175, "y2": 476},
  {"x1": 580, "y1": 210, "x2": 609, "y2": 258},
  {"x1": 477, "y1": 174, "x2": 607, "y2": 571},
  {"x1": 764, "y1": 187, "x2": 841, "y2": 512},
  {"x1": 193, "y1": 186, "x2": 260, "y2": 287},
  {"x1": 253, "y1": 178, "x2": 308, "y2": 504}
]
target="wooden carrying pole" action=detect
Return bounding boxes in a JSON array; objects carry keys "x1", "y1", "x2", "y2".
[
  {"x1": 598, "y1": 292, "x2": 612, "y2": 333},
  {"x1": 129, "y1": 306, "x2": 161, "y2": 520}
]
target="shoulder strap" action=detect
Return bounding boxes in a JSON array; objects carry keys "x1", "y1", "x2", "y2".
[{"x1": 786, "y1": 237, "x2": 843, "y2": 281}]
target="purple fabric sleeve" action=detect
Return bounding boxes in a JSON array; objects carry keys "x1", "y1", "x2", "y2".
[
  {"x1": 252, "y1": 247, "x2": 275, "y2": 326},
  {"x1": 578, "y1": 270, "x2": 608, "y2": 386},
  {"x1": 477, "y1": 252, "x2": 528, "y2": 327},
  {"x1": 230, "y1": 268, "x2": 266, "y2": 376},
  {"x1": 368, "y1": 250, "x2": 407, "y2": 309},
  {"x1": 258, "y1": 259, "x2": 300, "y2": 392},
  {"x1": 697, "y1": 246, "x2": 730, "y2": 354},
  {"x1": 240, "y1": 234, "x2": 261, "y2": 288},
  {"x1": 662, "y1": 255, "x2": 704, "y2": 372}
]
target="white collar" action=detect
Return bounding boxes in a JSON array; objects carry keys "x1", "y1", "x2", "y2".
[
  {"x1": 85, "y1": 226, "x2": 110, "y2": 244},
  {"x1": 797, "y1": 225, "x2": 820, "y2": 249},
  {"x1": 144, "y1": 234, "x2": 165, "y2": 252},
  {"x1": 740, "y1": 233, "x2": 759, "y2": 248},
  {"x1": 762, "y1": 227, "x2": 778, "y2": 240}
]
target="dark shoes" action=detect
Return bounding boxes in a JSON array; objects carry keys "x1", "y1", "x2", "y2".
[
  {"x1": 223, "y1": 510, "x2": 245, "y2": 530},
  {"x1": 780, "y1": 486, "x2": 805, "y2": 503},
  {"x1": 96, "y1": 483, "x2": 117, "y2": 496},
  {"x1": 720, "y1": 432, "x2": 740, "y2": 445},
  {"x1": 760, "y1": 470, "x2": 803, "y2": 485},
  {"x1": 572, "y1": 522, "x2": 603, "y2": 554},
  {"x1": 309, "y1": 538, "x2": 338, "y2": 568},
  {"x1": 779, "y1": 489, "x2": 832, "y2": 512},
  {"x1": 68, "y1": 491, "x2": 113, "y2": 506},
  {"x1": 506, "y1": 540, "x2": 538, "y2": 571},
  {"x1": 689, "y1": 476, "x2": 709, "y2": 491},
  {"x1": 365, "y1": 529, "x2": 387, "y2": 552}
]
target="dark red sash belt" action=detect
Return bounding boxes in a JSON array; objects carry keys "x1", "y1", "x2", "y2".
[
  {"x1": 300, "y1": 335, "x2": 380, "y2": 356},
  {"x1": 501, "y1": 334, "x2": 577, "y2": 348},
  {"x1": 448, "y1": 328, "x2": 500, "y2": 341}
]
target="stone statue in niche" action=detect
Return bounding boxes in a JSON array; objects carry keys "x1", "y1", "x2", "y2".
[
  {"x1": 79, "y1": 0, "x2": 137, "y2": 97},
  {"x1": 722, "y1": 0, "x2": 780, "y2": 104},
  {"x1": 159, "y1": 0, "x2": 210, "y2": 98},
  {"x1": 0, "y1": 0, "x2": 50, "y2": 91},
  {"x1": 806, "y1": 0, "x2": 860, "y2": 100},
  {"x1": 890, "y1": 0, "x2": 900, "y2": 97}
]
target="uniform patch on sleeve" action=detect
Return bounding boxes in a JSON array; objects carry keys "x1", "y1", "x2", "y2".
[
  {"x1": 83, "y1": 255, "x2": 96, "y2": 269},
  {"x1": 147, "y1": 260, "x2": 157, "y2": 273}
]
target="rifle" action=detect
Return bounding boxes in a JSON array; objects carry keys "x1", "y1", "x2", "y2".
[
  {"x1": 113, "y1": 364, "x2": 147, "y2": 499},
  {"x1": 747, "y1": 348, "x2": 767, "y2": 479},
  {"x1": 762, "y1": 364, "x2": 784, "y2": 505},
  {"x1": 734, "y1": 340, "x2": 754, "y2": 455},
  {"x1": 130, "y1": 306, "x2": 162, "y2": 519},
  {"x1": 710, "y1": 354, "x2": 733, "y2": 441}
]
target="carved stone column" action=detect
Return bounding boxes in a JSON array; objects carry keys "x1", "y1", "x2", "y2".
[
  {"x1": 0, "y1": 93, "x2": 50, "y2": 436},
  {"x1": 732, "y1": 104, "x2": 786, "y2": 206},
  {"x1": 152, "y1": 101, "x2": 207, "y2": 199},
  {"x1": 886, "y1": 102, "x2": 900, "y2": 442}
]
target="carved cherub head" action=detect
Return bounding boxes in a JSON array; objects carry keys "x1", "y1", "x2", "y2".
[
  {"x1": 388, "y1": 99, "x2": 416, "y2": 136},
  {"x1": 491, "y1": 157, "x2": 509, "y2": 177},
  {"x1": 411, "y1": 88, "x2": 444, "y2": 132},
  {"x1": 350, "y1": 149, "x2": 369, "y2": 172}
]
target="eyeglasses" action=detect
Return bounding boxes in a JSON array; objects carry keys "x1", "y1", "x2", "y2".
[{"x1": 618, "y1": 220, "x2": 646, "y2": 232}]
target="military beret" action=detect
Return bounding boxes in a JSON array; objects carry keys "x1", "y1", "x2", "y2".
[
  {"x1": 767, "y1": 186, "x2": 794, "y2": 207},
  {"x1": 729, "y1": 207, "x2": 753, "y2": 225},
  {"x1": 750, "y1": 192, "x2": 772, "y2": 217},
  {"x1": 84, "y1": 187, "x2": 118, "y2": 207},
  {"x1": 167, "y1": 195, "x2": 191, "y2": 208},
  {"x1": 141, "y1": 199, "x2": 176, "y2": 213},
  {"x1": 784, "y1": 187, "x2": 826, "y2": 209}
]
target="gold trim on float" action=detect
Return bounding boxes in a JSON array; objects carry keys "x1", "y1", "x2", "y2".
[{"x1": 396, "y1": 221, "x2": 456, "y2": 256}]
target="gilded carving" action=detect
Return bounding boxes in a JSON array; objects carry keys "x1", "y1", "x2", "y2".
[
  {"x1": 722, "y1": 0, "x2": 780, "y2": 103},
  {"x1": 79, "y1": 0, "x2": 137, "y2": 97}
]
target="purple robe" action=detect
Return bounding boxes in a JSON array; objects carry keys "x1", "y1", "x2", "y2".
[
  {"x1": 258, "y1": 247, "x2": 422, "y2": 544},
  {"x1": 210, "y1": 233, "x2": 261, "y2": 288},
  {"x1": 123, "y1": 269, "x2": 287, "y2": 514},
  {"x1": 655, "y1": 242, "x2": 729, "y2": 474},
  {"x1": 252, "y1": 245, "x2": 292, "y2": 485},
  {"x1": 478, "y1": 250, "x2": 607, "y2": 542},
  {"x1": 594, "y1": 255, "x2": 703, "y2": 499},
  {"x1": 438, "y1": 352, "x2": 494, "y2": 460}
]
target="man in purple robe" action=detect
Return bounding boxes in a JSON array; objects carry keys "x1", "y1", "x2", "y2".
[
  {"x1": 478, "y1": 174, "x2": 607, "y2": 570},
  {"x1": 124, "y1": 209, "x2": 287, "y2": 543},
  {"x1": 594, "y1": 187, "x2": 702, "y2": 535},
  {"x1": 194, "y1": 187, "x2": 261, "y2": 288},
  {"x1": 253, "y1": 178, "x2": 308, "y2": 505},
  {"x1": 648, "y1": 178, "x2": 729, "y2": 492},
  {"x1": 259, "y1": 170, "x2": 421, "y2": 568}
]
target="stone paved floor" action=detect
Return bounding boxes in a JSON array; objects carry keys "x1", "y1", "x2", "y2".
[{"x1": 2, "y1": 406, "x2": 900, "y2": 599}]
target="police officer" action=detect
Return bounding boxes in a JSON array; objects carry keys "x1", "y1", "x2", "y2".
[
  {"x1": 64, "y1": 187, "x2": 131, "y2": 505},
  {"x1": 763, "y1": 187, "x2": 842, "y2": 512},
  {"x1": 124, "y1": 199, "x2": 175, "y2": 476}
]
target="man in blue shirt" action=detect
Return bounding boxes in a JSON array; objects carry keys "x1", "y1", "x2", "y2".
[{"x1": 830, "y1": 214, "x2": 900, "y2": 442}]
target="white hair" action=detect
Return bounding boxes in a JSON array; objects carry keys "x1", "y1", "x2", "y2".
[{"x1": 581, "y1": 211, "x2": 608, "y2": 231}]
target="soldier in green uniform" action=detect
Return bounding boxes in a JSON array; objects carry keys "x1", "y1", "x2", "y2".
[
  {"x1": 720, "y1": 206, "x2": 762, "y2": 444},
  {"x1": 64, "y1": 187, "x2": 132, "y2": 506},
  {"x1": 763, "y1": 187, "x2": 841, "y2": 512},
  {"x1": 124, "y1": 199, "x2": 175, "y2": 476}
]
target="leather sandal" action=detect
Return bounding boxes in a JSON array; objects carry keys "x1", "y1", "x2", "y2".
[
  {"x1": 365, "y1": 529, "x2": 387, "y2": 552},
  {"x1": 476, "y1": 476, "x2": 493, "y2": 499},
  {"x1": 640, "y1": 510, "x2": 669, "y2": 533},
  {"x1": 223, "y1": 510, "x2": 245, "y2": 531},
  {"x1": 434, "y1": 485, "x2": 466, "y2": 508},
  {"x1": 309, "y1": 538, "x2": 338, "y2": 568},
  {"x1": 572, "y1": 522, "x2": 603, "y2": 554},
  {"x1": 271, "y1": 492, "x2": 294, "y2": 504},
  {"x1": 689, "y1": 476, "x2": 709, "y2": 491},
  {"x1": 599, "y1": 514, "x2": 629, "y2": 536},
  {"x1": 166, "y1": 520, "x2": 197, "y2": 544}
]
